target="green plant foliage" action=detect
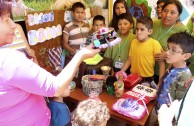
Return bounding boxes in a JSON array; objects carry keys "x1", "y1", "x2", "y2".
[{"x1": 23, "y1": 0, "x2": 54, "y2": 11}]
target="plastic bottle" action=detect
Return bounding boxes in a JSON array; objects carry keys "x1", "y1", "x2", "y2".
[{"x1": 114, "y1": 74, "x2": 124, "y2": 97}]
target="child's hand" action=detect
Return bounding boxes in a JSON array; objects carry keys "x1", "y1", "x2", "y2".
[{"x1": 115, "y1": 71, "x2": 127, "y2": 79}]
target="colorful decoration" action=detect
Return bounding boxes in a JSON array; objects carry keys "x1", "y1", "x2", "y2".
[
  {"x1": 27, "y1": 11, "x2": 54, "y2": 26},
  {"x1": 127, "y1": 0, "x2": 152, "y2": 18},
  {"x1": 27, "y1": 24, "x2": 62, "y2": 45},
  {"x1": 92, "y1": 28, "x2": 121, "y2": 49}
]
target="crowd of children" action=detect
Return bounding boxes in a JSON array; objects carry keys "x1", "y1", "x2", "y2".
[{"x1": 59, "y1": 0, "x2": 194, "y2": 126}]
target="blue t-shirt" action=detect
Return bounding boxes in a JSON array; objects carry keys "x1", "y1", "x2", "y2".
[{"x1": 156, "y1": 66, "x2": 192, "y2": 111}]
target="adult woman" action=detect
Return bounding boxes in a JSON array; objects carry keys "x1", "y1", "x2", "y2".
[
  {"x1": 0, "y1": 1, "x2": 100, "y2": 125},
  {"x1": 151, "y1": 0, "x2": 187, "y2": 83}
]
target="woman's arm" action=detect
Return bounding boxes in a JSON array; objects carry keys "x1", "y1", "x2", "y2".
[{"x1": 54, "y1": 44, "x2": 100, "y2": 97}]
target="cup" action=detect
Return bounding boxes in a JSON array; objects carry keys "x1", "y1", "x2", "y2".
[{"x1": 101, "y1": 66, "x2": 111, "y2": 76}]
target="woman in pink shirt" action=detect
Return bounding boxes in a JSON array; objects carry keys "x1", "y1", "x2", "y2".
[{"x1": 0, "y1": 1, "x2": 100, "y2": 125}]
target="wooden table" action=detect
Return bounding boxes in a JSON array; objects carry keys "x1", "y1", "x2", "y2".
[{"x1": 65, "y1": 87, "x2": 155, "y2": 126}]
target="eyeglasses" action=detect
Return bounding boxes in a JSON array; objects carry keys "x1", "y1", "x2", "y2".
[{"x1": 164, "y1": 46, "x2": 184, "y2": 55}]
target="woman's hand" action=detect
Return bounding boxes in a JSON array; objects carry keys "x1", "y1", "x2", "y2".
[
  {"x1": 155, "y1": 51, "x2": 166, "y2": 62},
  {"x1": 78, "y1": 44, "x2": 100, "y2": 60}
]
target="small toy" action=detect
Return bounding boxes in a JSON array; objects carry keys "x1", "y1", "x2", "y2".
[{"x1": 92, "y1": 28, "x2": 121, "y2": 49}]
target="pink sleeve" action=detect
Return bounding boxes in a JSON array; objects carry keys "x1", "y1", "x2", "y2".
[{"x1": 3, "y1": 50, "x2": 58, "y2": 97}]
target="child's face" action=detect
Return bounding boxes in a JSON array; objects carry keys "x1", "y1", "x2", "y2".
[
  {"x1": 72, "y1": 7, "x2": 85, "y2": 22},
  {"x1": 118, "y1": 19, "x2": 132, "y2": 35},
  {"x1": 115, "y1": 3, "x2": 126, "y2": 16},
  {"x1": 165, "y1": 43, "x2": 189, "y2": 65},
  {"x1": 93, "y1": 20, "x2": 105, "y2": 31},
  {"x1": 136, "y1": 23, "x2": 152, "y2": 42},
  {"x1": 156, "y1": 2, "x2": 165, "y2": 19}
]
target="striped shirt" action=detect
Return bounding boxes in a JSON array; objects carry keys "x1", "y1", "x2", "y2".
[{"x1": 63, "y1": 21, "x2": 90, "y2": 45}]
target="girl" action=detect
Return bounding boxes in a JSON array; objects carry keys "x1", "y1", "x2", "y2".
[{"x1": 110, "y1": 0, "x2": 132, "y2": 32}]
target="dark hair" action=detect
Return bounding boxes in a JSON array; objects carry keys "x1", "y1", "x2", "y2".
[
  {"x1": 0, "y1": 0, "x2": 11, "y2": 17},
  {"x1": 167, "y1": 32, "x2": 194, "y2": 54},
  {"x1": 93, "y1": 15, "x2": 105, "y2": 25},
  {"x1": 117, "y1": 13, "x2": 134, "y2": 25},
  {"x1": 71, "y1": 2, "x2": 85, "y2": 12},
  {"x1": 157, "y1": 0, "x2": 167, "y2": 5},
  {"x1": 136, "y1": 16, "x2": 153, "y2": 30},
  {"x1": 162, "y1": 0, "x2": 182, "y2": 15},
  {"x1": 111, "y1": 0, "x2": 131, "y2": 31}
]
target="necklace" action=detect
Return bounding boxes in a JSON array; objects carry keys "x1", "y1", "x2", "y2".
[{"x1": 157, "y1": 23, "x2": 175, "y2": 41}]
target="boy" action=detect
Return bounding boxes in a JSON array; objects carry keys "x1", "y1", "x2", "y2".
[
  {"x1": 150, "y1": 32, "x2": 194, "y2": 125},
  {"x1": 104, "y1": 13, "x2": 136, "y2": 73},
  {"x1": 71, "y1": 99, "x2": 110, "y2": 126},
  {"x1": 156, "y1": 32, "x2": 194, "y2": 111},
  {"x1": 85, "y1": 15, "x2": 107, "y2": 56},
  {"x1": 118, "y1": 16, "x2": 165, "y2": 83},
  {"x1": 63, "y1": 2, "x2": 90, "y2": 56},
  {"x1": 86, "y1": 15, "x2": 106, "y2": 45}
]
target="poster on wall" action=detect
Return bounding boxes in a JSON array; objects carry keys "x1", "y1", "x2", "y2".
[
  {"x1": 12, "y1": 0, "x2": 56, "y2": 22},
  {"x1": 108, "y1": 0, "x2": 194, "y2": 24},
  {"x1": 12, "y1": 0, "x2": 108, "y2": 22}
]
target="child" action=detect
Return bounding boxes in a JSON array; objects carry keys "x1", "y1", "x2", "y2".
[
  {"x1": 118, "y1": 16, "x2": 165, "y2": 83},
  {"x1": 155, "y1": 0, "x2": 166, "y2": 19},
  {"x1": 104, "y1": 13, "x2": 136, "y2": 73},
  {"x1": 71, "y1": 99, "x2": 110, "y2": 126},
  {"x1": 86, "y1": 15, "x2": 106, "y2": 45},
  {"x1": 63, "y1": 2, "x2": 90, "y2": 56},
  {"x1": 150, "y1": 32, "x2": 194, "y2": 125},
  {"x1": 86, "y1": 15, "x2": 107, "y2": 56},
  {"x1": 110, "y1": 0, "x2": 131, "y2": 32}
]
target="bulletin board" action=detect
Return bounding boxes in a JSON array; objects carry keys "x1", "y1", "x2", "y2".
[
  {"x1": 25, "y1": 10, "x2": 65, "y2": 73},
  {"x1": 108, "y1": 0, "x2": 155, "y2": 24}
]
